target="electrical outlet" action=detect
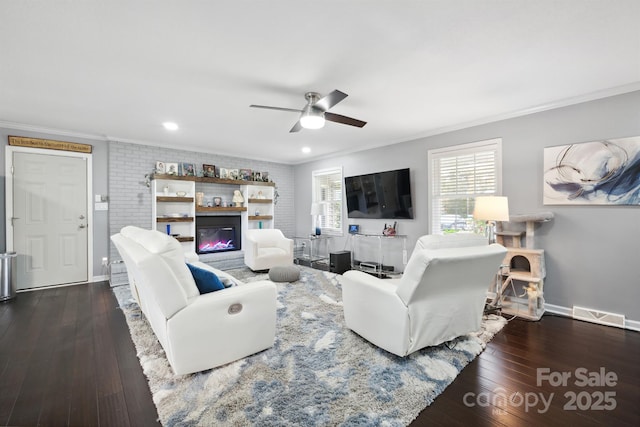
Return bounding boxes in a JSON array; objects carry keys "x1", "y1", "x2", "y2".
[{"x1": 101, "y1": 257, "x2": 108, "y2": 266}]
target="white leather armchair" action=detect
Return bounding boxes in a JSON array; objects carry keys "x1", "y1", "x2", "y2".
[
  {"x1": 111, "y1": 226, "x2": 277, "y2": 375},
  {"x1": 244, "y1": 228, "x2": 294, "y2": 271},
  {"x1": 341, "y1": 233, "x2": 506, "y2": 357}
]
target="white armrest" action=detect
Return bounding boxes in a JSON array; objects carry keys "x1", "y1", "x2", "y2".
[
  {"x1": 341, "y1": 270, "x2": 410, "y2": 356},
  {"x1": 166, "y1": 280, "x2": 277, "y2": 375}
]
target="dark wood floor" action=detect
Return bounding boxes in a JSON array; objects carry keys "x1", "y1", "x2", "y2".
[{"x1": 0, "y1": 282, "x2": 638, "y2": 427}]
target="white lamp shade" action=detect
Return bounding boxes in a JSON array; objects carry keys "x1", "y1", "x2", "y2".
[
  {"x1": 473, "y1": 196, "x2": 509, "y2": 221},
  {"x1": 310, "y1": 203, "x2": 327, "y2": 215}
]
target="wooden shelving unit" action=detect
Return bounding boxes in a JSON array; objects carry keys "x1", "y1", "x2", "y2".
[
  {"x1": 156, "y1": 196, "x2": 194, "y2": 203},
  {"x1": 152, "y1": 173, "x2": 275, "y2": 187},
  {"x1": 196, "y1": 206, "x2": 247, "y2": 213},
  {"x1": 248, "y1": 215, "x2": 273, "y2": 221},
  {"x1": 248, "y1": 198, "x2": 272, "y2": 204},
  {"x1": 156, "y1": 217, "x2": 194, "y2": 223}
]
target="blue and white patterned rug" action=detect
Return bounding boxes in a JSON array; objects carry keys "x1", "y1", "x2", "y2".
[{"x1": 113, "y1": 266, "x2": 506, "y2": 426}]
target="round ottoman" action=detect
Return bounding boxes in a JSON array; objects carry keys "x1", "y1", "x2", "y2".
[{"x1": 268, "y1": 265, "x2": 300, "y2": 283}]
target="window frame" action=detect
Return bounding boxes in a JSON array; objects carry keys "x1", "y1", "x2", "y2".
[
  {"x1": 427, "y1": 138, "x2": 503, "y2": 234},
  {"x1": 311, "y1": 166, "x2": 344, "y2": 236}
]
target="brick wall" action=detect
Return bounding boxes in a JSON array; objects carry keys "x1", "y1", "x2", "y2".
[{"x1": 108, "y1": 141, "x2": 295, "y2": 279}]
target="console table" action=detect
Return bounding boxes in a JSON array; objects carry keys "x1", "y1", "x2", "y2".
[
  {"x1": 350, "y1": 233, "x2": 407, "y2": 278},
  {"x1": 293, "y1": 235, "x2": 332, "y2": 270}
]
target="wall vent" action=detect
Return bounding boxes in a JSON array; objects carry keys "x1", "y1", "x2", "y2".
[{"x1": 572, "y1": 306, "x2": 625, "y2": 328}]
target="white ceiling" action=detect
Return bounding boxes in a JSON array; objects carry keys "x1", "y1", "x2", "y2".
[{"x1": 1, "y1": 1, "x2": 639, "y2": 164}]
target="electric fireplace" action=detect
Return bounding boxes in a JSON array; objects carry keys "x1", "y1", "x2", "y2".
[{"x1": 195, "y1": 216, "x2": 241, "y2": 255}]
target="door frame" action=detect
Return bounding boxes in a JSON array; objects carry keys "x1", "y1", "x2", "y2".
[{"x1": 5, "y1": 145, "x2": 94, "y2": 286}]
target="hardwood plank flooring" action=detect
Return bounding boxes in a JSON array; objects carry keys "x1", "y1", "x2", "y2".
[{"x1": 0, "y1": 282, "x2": 638, "y2": 426}]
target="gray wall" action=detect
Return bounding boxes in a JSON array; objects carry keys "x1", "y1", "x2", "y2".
[
  {"x1": 294, "y1": 90, "x2": 640, "y2": 322},
  {"x1": 0, "y1": 128, "x2": 110, "y2": 278}
]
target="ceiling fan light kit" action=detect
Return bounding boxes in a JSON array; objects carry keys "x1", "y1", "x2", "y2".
[{"x1": 250, "y1": 89, "x2": 366, "y2": 133}]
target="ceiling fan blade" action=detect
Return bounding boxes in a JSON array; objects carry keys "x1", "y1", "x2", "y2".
[
  {"x1": 314, "y1": 90, "x2": 348, "y2": 111},
  {"x1": 289, "y1": 120, "x2": 303, "y2": 133},
  {"x1": 324, "y1": 112, "x2": 367, "y2": 128},
  {"x1": 250, "y1": 104, "x2": 302, "y2": 113}
]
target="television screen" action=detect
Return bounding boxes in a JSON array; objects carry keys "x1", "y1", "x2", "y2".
[{"x1": 345, "y1": 168, "x2": 413, "y2": 219}]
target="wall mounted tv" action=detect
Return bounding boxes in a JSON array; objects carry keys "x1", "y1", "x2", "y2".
[{"x1": 345, "y1": 168, "x2": 414, "y2": 219}]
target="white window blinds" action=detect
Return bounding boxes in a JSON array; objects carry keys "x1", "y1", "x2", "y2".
[
  {"x1": 428, "y1": 138, "x2": 502, "y2": 234},
  {"x1": 312, "y1": 167, "x2": 343, "y2": 235}
]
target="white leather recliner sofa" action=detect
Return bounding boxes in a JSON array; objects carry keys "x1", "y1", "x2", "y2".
[
  {"x1": 111, "y1": 226, "x2": 277, "y2": 375},
  {"x1": 243, "y1": 228, "x2": 294, "y2": 271},
  {"x1": 341, "y1": 233, "x2": 506, "y2": 357}
]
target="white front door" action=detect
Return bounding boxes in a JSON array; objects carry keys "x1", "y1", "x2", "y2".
[{"x1": 10, "y1": 151, "x2": 89, "y2": 289}]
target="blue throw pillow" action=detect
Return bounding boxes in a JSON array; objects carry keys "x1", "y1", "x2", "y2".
[{"x1": 186, "y1": 263, "x2": 225, "y2": 294}]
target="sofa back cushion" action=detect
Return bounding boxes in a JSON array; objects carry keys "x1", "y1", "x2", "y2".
[
  {"x1": 120, "y1": 226, "x2": 200, "y2": 299},
  {"x1": 414, "y1": 233, "x2": 488, "y2": 251}
]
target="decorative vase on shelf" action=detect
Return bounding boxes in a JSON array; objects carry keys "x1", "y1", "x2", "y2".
[
  {"x1": 233, "y1": 190, "x2": 244, "y2": 207},
  {"x1": 213, "y1": 197, "x2": 222, "y2": 207},
  {"x1": 195, "y1": 192, "x2": 204, "y2": 206}
]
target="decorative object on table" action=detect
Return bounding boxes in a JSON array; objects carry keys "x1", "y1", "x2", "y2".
[
  {"x1": 240, "y1": 168, "x2": 252, "y2": 181},
  {"x1": 348, "y1": 224, "x2": 360, "y2": 234},
  {"x1": 112, "y1": 267, "x2": 505, "y2": 427},
  {"x1": 195, "y1": 192, "x2": 204, "y2": 206},
  {"x1": 176, "y1": 191, "x2": 187, "y2": 197},
  {"x1": 180, "y1": 163, "x2": 195, "y2": 176},
  {"x1": 155, "y1": 161, "x2": 165, "y2": 174},
  {"x1": 232, "y1": 190, "x2": 244, "y2": 207},
  {"x1": 213, "y1": 196, "x2": 222, "y2": 207},
  {"x1": 543, "y1": 135, "x2": 640, "y2": 205},
  {"x1": 382, "y1": 221, "x2": 397, "y2": 236},
  {"x1": 310, "y1": 202, "x2": 326, "y2": 236},
  {"x1": 165, "y1": 162, "x2": 179, "y2": 175},
  {"x1": 202, "y1": 164, "x2": 216, "y2": 178},
  {"x1": 219, "y1": 167, "x2": 229, "y2": 179},
  {"x1": 473, "y1": 196, "x2": 509, "y2": 244}
]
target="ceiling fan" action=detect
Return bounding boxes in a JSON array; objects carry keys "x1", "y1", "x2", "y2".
[{"x1": 250, "y1": 90, "x2": 367, "y2": 133}]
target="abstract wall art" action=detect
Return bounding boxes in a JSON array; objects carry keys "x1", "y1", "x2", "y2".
[{"x1": 543, "y1": 136, "x2": 640, "y2": 205}]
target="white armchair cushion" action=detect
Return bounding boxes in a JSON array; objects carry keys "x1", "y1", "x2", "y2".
[{"x1": 244, "y1": 229, "x2": 294, "y2": 270}]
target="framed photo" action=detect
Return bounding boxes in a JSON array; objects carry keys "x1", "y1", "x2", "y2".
[
  {"x1": 229, "y1": 169, "x2": 240, "y2": 180},
  {"x1": 219, "y1": 167, "x2": 229, "y2": 179},
  {"x1": 261, "y1": 171, "x2": 269, "y2": 182},
  {"x1": 253, "y1": 171, "x2": 262, "y2": 182},
  {"x1": 203, "y1": 164, "x2": 216, "y2": 178},
  {"x1": 165, "y1": 162, "x2": 179, "y2": 175},
  {"x1": 181, "y1": 163, "x2": 195, "y2": 176},
  {"x1": 240, "y1": 168, "x2": 252, "y2": 181},
  {"x1": 155, "y1": 161, "x2": 165, "y2": 174}
]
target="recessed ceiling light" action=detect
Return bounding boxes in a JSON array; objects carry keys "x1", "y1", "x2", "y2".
[
  {"x1": 301, "y1": 147, "x2": 311, "y2": 153},
  {"x1": 163, "y1": 122, "x2": 179, "y2": 131}
]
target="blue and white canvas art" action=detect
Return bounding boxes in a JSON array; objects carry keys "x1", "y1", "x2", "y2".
[{"x1": 543, "y1": 136, "x2": 640, "y2": 205}]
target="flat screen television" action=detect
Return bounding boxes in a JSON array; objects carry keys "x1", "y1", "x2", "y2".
[{"x1": 345, "y1": 168, "x2": 413, "y2": 219}]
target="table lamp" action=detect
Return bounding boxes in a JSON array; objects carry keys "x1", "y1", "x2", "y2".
[
  {"x1": 310, "y1": 203, "x2": 326, "y2": 235},
  {"x1": 473, "y1": 196, "x2": 509, "y2": 244}
]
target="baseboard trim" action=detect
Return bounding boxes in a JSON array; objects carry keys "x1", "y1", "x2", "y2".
[{"x1": 545, "y1": 303, "x2": 639, "y2": 332}]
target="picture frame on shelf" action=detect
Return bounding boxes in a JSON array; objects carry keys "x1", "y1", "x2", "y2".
[
  {"x1": 229, "y1": 169, "x2": 240, "y2": 180},
  {"x1": 203, "y1": 164, "x2": 216, "y2": 178},
  {"x1": 181, "y1": 163, "x2": 196, "y2": 176},
  {"x1": 240, "y1": 168, "x2": 252, "y2": 181},
  {"x1": 219, "y1": 167, "x2": 229, "y2": 179},
  {"x1": 261, "y1": 171, "x2": 269, "y2": 182},
  {"x1": 165, "y1": 162, "x2": 179, "y2": 175},
  {"x1": 253, "y1": 171, "x2": 262, "y2": 182},
  {"x1": 155, "y1": 161, "x2": 166, "y2": 174}
]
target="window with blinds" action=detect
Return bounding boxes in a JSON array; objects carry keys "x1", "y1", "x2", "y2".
[
  {"x1": 312, "y1": 167, "x2": 343, "y2": 235},
  {"x1": 428, "y1": 138, "x2": 502, "y2": 234}
]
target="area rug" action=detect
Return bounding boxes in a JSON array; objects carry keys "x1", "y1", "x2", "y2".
[{"x1": 113, "y1": 266, "x2": 506, "y2": 426}]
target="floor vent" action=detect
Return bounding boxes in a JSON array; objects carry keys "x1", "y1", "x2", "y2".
[{"x1": 572, "y1": 306, "x2": 625, "y2": 328}]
